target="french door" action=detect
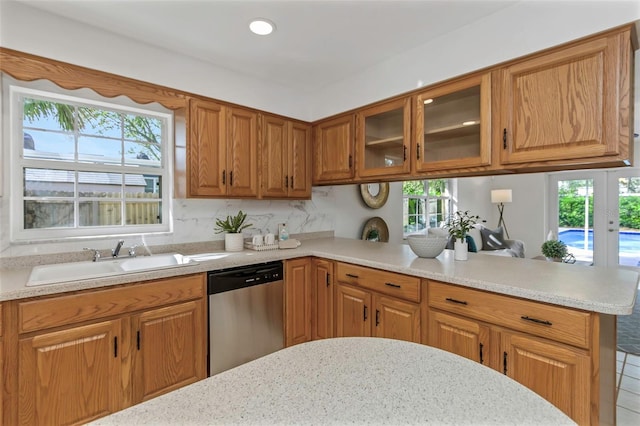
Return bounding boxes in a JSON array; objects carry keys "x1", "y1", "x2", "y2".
[{"x1": 548, "y1": 169, "x2": 640, "y2": 269}]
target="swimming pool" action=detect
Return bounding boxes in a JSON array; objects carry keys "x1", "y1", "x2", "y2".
[{"x1": 559, "y1": 229, "x2": 640, "y2": 252}]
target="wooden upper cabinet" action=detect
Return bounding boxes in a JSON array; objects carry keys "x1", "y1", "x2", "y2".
[
  {"x1": 356, "y1": 97, "x2": 411, "y2": 178},
  {"x1": 414, "y1": 72, "x2": 492, "y2": 172},
  {"x1": 187, "y1": 98, "x2": 258, "y2": 198},
  {"x1": 260, "y1": 115, "x2": 312, "y2": 199},
  {"x1": 498, "y1": 27, "x2": 633, "y2": 166},
  {"x1": 227, "y1": 107, "x2": 258, "y2": 197},
  {"x1": 188, "y1": 98, "x2": 226, "y2": 197},
  {"x1": 313, "y1": 114, "x2": 355, "y2": 183}
]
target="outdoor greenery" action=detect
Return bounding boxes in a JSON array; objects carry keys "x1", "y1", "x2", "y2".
[
  {"x1": 403, "y1": 179, "x2": 448, "y2": 233},
  {"x1": 559, "y1": 195, "x2": 640, "y2": 229},
  {"x1": 23, "y1": 99, "x2": 161, "y2": 160}
]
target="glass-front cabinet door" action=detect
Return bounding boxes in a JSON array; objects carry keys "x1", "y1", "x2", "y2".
[
  {"x1": 414, "y1": 73, "x2": 491, "y2": 172},
  {"x1": 356, "y1": 97, "x2": 411, "y2": 178}
]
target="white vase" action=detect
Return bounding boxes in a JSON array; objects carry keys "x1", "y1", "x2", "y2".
[
  {"x1": 225, "y1": 233, "x2": 244, "y2": 252},
  {"x1": 454, "y1": 239, "x2": 468, "y2": 261}
]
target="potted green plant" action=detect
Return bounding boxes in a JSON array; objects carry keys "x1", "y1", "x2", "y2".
[
  {"x1": 445, "y1": 211, "x2": 481, "y2": 261},
  {"x1": 215, "y1": 210, "x2": 253, "y2": 252},
  {"x1": 541, "y1": 239, "x2": 568, "y2": 262}
]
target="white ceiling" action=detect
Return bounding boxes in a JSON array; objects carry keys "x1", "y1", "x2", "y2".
[{"x1": 16, "y1": 0, "x2": 517, "y2": 93}]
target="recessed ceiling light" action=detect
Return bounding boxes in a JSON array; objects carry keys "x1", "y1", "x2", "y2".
[
  {"x1": 462, "y1": 121, "x2": 477, "y2": 126},
  {"x1": 249, "y1": 19, "x2": 275, "y2": 35},
  {"x1": 423, "y1": 99, "x2": 433, "y2": 104}
]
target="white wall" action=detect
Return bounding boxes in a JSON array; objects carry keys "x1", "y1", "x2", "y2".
[
  {"x1": 0, "y1": 1, "x2": 311, "y2": 121},
  {"x1": 310, "y1": 0, "x2": 640, "y2": 119}
]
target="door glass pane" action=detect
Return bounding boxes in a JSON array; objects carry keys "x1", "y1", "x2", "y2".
[
  {"x1": 423, "y1": 86, "x2": 480, "y2": 163},
  {"x1": 363, "y1": 107, "x2": 405, "y2": 170},
  {"x1": 557, "y1": 179, "x2": 594, "y2": 264},
  {"x1": 617, "y1": 176, "x2": 640, "y2": 267}
]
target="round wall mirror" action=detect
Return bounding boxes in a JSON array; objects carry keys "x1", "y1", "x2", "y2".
[{"x1": 360, "y1": 182, "x2": 389, "y2": 209}]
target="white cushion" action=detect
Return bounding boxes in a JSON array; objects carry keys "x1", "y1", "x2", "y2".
[
  {"x1": 428, "y1": 227, "x2": 449, "y2": 238},
  {"x1": 468, "y1": 225, "x2": 482, "y2": 250}
]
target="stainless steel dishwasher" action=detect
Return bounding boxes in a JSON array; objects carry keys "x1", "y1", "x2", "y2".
[{"x1": 207, "y1": 261, "x2": 284, "y2": 376}]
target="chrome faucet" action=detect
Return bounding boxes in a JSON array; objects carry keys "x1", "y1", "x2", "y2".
[{"x1": 112, "y1": 239, "x2": 125, "y2": 258}]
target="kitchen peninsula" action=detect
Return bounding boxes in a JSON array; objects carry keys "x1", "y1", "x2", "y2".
[
  {"x1": 0, "y1": 236, "x2": 637, "y2": 425},
  {"x1": 90, "y1": 337, "x2": 575, "y2": 425}
]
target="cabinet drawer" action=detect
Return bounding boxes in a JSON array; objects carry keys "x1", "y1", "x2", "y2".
[
  {"x1": 336, "y1": 263, "x2": 420, "y2": 303},
  {"x1": 428, "y1": 281, "x2": 591, "y2": 349},
  {"x1": 19, "y1": 273, "x2": 205, "y2": 334}
]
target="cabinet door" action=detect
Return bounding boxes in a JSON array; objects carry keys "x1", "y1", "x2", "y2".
[
  {"x1": 132, "y1": 300, "x2": 206, "y2": 403},
  {"x1": 374, "y1": 295, "x2": 420, "y2": 343},
  {"x1": 499, "y1": 33, "x2": 625, "y2": 165},
  {"x1": 357, "y1": 97, "x2": 411, "y2": 178},
  {"x1": 19, "y1": 320, "x2": 123, "y2": 425},
  {"x1": 428, "y1": 309, "x2": 490, "y2": 365},
  {"x1": 335, "y1": 283, "x2": 371, "y2": 337},
  {"x1": 502, "y1": 332, "x2": 590, "y2": 425},
  {"x1": 288, "y1": 121, "x2": 312, "y2": 198},
  {"x1": 313, "y1": 114, "x2": 355, "y2": 183},
  {"x1": 227, "y1": 107, "x2": 258, "y2": 197},
  {"x1": 285, "y1": 258, "x2": 312, "y2": 347},
  {"x1": 260, "y1": 115, "x2": 289, "y2": 198},
  {"x1": 312, "y1": 258, "x2": 334, "y2": 340},
  {"x1": 188, "y1": 98, "x2": 227, "y2": 197},
  {"x1": 414, "y1": 72, "x2": 491, "y2": 172}
]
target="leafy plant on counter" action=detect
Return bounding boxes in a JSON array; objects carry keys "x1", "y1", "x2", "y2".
[
  {"x1": 541, "y1": 239, "x2": 568, "y2": 260},
  {"x1": 214, "y1": 210, "x2": 253, "y2": 234},
  {"x1": 445, "y1": 210, "x2": 481, "y2": 240}
]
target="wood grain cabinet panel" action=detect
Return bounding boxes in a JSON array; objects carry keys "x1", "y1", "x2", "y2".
[
  {"x1": 373, "y1": 295, "x2": 420, "y2": 343},
  {"x1": 132, "y1": 300, "x2": 206, "y2": 403},
  {"x1": 335, "y1": 283, "x2": 371, "y2": 338},
  {"x1": 502, "y1": 331, "x2": 590, "y2": 425},
  {"x1": 336, "y1": 262, "x2": 420, "y2": 303},
  {"x1": 19, "y1": 320, "x2": 123, "y2": 425},
  {"x1": 260, "y1": 115, "x2": 311, "y2": 199},
  {"x1": 187, "y1": 98, "x2": 258, "y2": 198},
  {"x1": 285, "y1": 258, "x2": 312, "y2": 347},
  {"x1": 311, "y1": 258, "x2": 334, "y2": 340},
  {"x1": 498, "y1": 28, "x2": 633, "y2": 167},
  {"x1": 428, "y1": 309, "x2": 491, "y2": 366},
  {"x1": 16, "y1": 275, "x2": 207, "y2": 425},
  {"x1": 312, "y1": 114, "x2": 355, "y2": 183}
]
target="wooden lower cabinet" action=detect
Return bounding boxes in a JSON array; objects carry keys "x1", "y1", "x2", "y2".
[
  {"x1": 311, "y1": 258, "x2": 334, "y2": 340},
  {"x1": 285, "y1": 258, "x2": 312, "y2": 347},
  {"x1": 19, "y1": 320, "x2": 123, "y2": 425},
  {"x1": 428, "y1": 309, "x2": 490, "y2": 366},
  {"x1": 502, "y1": 331, "x2": 590, "y2": 425},
  {"x1": 335, "y1": 283, "x2": 420, "y2": 343},
  {"x1": 13, "y1": 274, "x2": 207, "y2": 425},
  {"x1": 132, "y1": 300, "x2": 206, "y2": 403}
]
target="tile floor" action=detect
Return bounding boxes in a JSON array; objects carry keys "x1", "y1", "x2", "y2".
[{"x1": 617, "y1": 351, "x2": 640, "y2": 425}]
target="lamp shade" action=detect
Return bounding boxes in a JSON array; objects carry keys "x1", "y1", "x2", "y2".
[{"x1": 491, "y1": 189, "x2": 512, "y2": 204}]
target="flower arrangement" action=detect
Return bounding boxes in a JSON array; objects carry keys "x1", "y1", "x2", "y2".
[
  {"x1": 541, "y1": 239, "x2": 568, "y2": 260},
  {"x1": 445, "y1": 210, "x2": 481, "y2": 241},
  {"x1": 214, "y1": 210, "x2": 252, "y2": 234}
]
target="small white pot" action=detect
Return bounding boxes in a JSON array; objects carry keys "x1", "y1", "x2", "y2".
[
  {"x1": 225, "y1": 233, "x2": 244, "y2": 252},
  {"x1": 454, "y1": 239, "x2": 468, "y2": 261}
]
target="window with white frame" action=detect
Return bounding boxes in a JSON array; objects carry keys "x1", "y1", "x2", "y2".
[
  {"x1": 403, "y1": 179, "x2": 454, "y2": 236},
  {"x1": 7, "y1": 80, "x2": 173, "y2": 241}
]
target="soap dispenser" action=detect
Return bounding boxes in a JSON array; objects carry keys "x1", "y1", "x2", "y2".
[{"x1": 279, "y1": 224, "x2": 289, "y2": 241}]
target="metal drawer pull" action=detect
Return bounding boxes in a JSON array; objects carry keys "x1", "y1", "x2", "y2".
[
  {"x1": 346, "y1": 273, "x2": 359, "y2": 278},
  {"x1": 385, "y1": 282, "x2": 401, "y2": 288},
  {"x1": 479, "y1": 343, "x2": 484, "y2": 365},
  {"x1": 521, "y1": 316, "x2": 552, "y2": 326},
  {"x1": 445, "y1": 297, "x2": 468, "y2": 305}
]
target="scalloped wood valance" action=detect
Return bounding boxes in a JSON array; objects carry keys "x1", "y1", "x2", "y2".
[{"x1": 0, "y1": 48, "x2": 186, "y2": 110}]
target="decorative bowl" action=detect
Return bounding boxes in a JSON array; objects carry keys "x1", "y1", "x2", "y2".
[{"x1": 407, "y1": 235, "x2": 448, "y2": 258}]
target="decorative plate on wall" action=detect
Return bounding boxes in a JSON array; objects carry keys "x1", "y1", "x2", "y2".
[
  {"x1": 360, "y1": 183, "x2": 389, "y2": 209},
  {"x1": 361, "y1": 217, "x2": 389, "y2": 242}
]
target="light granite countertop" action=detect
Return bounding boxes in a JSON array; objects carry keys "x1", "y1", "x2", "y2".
[
  {"x1": 0, "y1": 237, "x2": 637, "y2": 314},
  {"x1": 90, "y1": 337, "x2": 575, "y2": 425}
]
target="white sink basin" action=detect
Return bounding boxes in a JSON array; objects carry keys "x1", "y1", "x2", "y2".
[
  {"x1": 184, "y1": 252, "x2": 231, "y2": 262},
  {"x1": 27, "y1": 253, "x2": 198, "y2": 287}
]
